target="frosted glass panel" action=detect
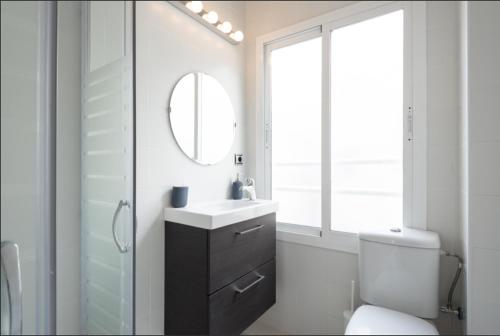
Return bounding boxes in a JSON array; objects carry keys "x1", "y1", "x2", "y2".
[
  {"x1": 270, "y1": 37, "x2": 322, "y2": 227},
  {"x1": 1, "y1": 2, "x2": 47, "y2": 333},
  {"x1": 89, "y1": 1, "x2": 125, "y2": 72},
  {"x1": 330, "y1": 10, "x2": 404, "y2": 233},
  {"x1": 82, "y1": 2, "x2": 133, "y2": 334}
]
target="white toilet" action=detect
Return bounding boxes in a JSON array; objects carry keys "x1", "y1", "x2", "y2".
[{"x1": 345, "y1": 227, "x2": 441, "y2": 335}]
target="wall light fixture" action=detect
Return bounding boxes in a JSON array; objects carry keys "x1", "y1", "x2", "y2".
[{"x1": 170, "y1": 1, "x2": 244, "y2": 45}]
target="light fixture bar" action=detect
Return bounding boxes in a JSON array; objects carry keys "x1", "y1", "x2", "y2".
[{"x1": 169, "y1": 1, "x2": 242, "y2": 45}]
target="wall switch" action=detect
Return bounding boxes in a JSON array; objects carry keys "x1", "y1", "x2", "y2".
[{"x1": 234, "y1": 154, "x2": 244, "y2": 165}]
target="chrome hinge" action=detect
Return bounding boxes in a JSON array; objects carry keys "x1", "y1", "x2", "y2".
[{"x1": 407, "y1": 106, "x2": 413, "y2": 141}]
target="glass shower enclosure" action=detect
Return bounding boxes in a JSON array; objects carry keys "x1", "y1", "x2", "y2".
[{"x1": 1, "y1": 1, "x2": 135, "y2": 334}]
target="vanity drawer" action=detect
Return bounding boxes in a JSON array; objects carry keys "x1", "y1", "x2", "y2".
[
  {"x1": 209, "y1": 213, "x2": 275, "y2": 293},
  {"x1": 209, "y1": 259, "x2": 276, "y2": 335}
]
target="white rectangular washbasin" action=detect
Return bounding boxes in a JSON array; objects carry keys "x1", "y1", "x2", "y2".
[{"x1": 163, "y1": 199, "x2": 279, "y2": 230}]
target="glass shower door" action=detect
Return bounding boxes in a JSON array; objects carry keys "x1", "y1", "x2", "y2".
[
  {"x1": 2, "y1": 1, "x2": 135, "y2": 334},
  {"x1": 81, "y1": 1, "x2": 134, "y2": 334},
  {"x1": 1, "y1": 1, "x2": 56, "y2": 334}
]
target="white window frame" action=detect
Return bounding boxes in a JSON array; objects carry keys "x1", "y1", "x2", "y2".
[{"x1": 255, "y1": 1, "x2": 427, "y2": 254}]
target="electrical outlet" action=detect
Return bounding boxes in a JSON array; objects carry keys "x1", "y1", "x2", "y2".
[{"x1": 234, "y1": 153, "x2": 244, "y2": 165}]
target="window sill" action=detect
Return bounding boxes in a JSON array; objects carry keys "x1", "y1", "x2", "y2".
[{"x1": 276, "y1": 223, "x2": 358, "y2": 254}]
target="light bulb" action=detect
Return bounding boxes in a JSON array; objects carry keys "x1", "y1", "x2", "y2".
[
  {"x1": 186, "y1": 1, "x2": 203, "y2": 14},
  {"x1": 202, "y1": 10, "x2": 218, "y2": 24},
  {"x1": 230, "y1": 30, "x2": 244, "y2": 42},
  {"x1": 217, "y1": 21, "x2": 232, "y2": 34}
]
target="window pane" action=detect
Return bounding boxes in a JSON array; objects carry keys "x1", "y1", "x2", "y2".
[
  {"x1": 331, "y1": 10, "x2": 404, "y2": 233},
  {"x1": 271, "y1": 37, "x2": 322, "y2": 227}
]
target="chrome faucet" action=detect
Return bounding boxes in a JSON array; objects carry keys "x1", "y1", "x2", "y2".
[{"x1": 241, "y1": 177, "x2": 256, "y2": 200}]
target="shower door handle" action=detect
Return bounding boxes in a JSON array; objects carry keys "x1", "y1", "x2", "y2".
[
  {"x1": 112, "y1": 200, "x2": 131, "y2": 254},
  {"x1": 1, "y1": 241, "x2": 22, "y2": 335}
]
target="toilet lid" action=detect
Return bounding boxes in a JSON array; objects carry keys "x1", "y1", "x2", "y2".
[{"x1": 345, "y1": 305, "x2": 439, "y2": 335}]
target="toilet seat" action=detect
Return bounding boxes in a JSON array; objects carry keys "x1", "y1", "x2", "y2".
[{"x1": 345, "y1": 305, "x2": 439, "y2": 335}]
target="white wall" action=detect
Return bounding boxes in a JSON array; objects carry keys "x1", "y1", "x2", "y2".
[
  {"x1": 245, "y1": 242, "x2": 359, "y2": 335},
  {"x1": 463, "y1": 2, "x2": 500, "y2": 334},
  {"x1": 135, "y1": 1, "x2": 246, "y2": 334},
  {"x1": 245, "y1": 1, "x2": 464, "y2": 334},
  {"x1": 56, "y1": 2, "x2": 82, "y2": 334},
  {"x1": 426, "y1": 2, "x2": 464, "y2": 334}
]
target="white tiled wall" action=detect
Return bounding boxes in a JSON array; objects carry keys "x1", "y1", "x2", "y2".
[
  {"x1": 425, "y1": 4, "x2": 465, "y2": 334},
  {"x1": 469, "y1": 195, "x2": 500, "y2": 250},
  {"x1": 135, "y1": 1, "x2": 246, "y2": 334},
  {"x1": 464, "y1": 2, "x2": 500, "y2": 334}
]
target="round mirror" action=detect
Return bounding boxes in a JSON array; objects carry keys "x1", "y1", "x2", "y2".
[{"x1": 169, "y1": 73, "x2": 236, "y2": 165}]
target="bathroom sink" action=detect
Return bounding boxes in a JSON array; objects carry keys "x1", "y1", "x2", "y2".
[
  {"x1": 191, "y1": 199, "x2": 267, "y2": 212},
  {"x1": 163, "y1": 199, "x2": 279, "y2": 230}
]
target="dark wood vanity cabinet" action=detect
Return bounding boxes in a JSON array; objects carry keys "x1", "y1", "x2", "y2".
[{"x1": 164, "y1": 213, "x2": 276, "y2": 335}]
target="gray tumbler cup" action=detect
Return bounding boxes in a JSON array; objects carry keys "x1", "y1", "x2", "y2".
[{"x1": 171, "y1": 186, "x2": 188, "y2": 208}]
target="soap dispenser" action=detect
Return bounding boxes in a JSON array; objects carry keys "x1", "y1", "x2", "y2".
[{"x1": 231, "y1": 173, "x2": 243, "y2": 200}]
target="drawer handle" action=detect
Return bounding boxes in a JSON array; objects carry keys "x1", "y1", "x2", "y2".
[
  {"x1": 234, "y1": 274, "x2": 265, "y2": 294},
  {"x1": 235, "y1": 224, "x2": 264, "y2": 235}
]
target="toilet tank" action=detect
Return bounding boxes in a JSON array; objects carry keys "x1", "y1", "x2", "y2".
[{"x1": 358, "y1": 228, "x2": 440, "y2": 319}]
